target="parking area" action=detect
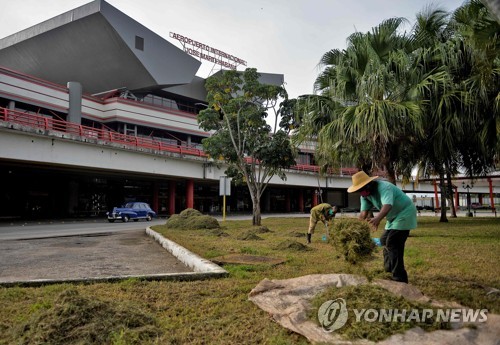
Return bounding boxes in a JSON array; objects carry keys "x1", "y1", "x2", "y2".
[{"x1": 0, "y1": 230, "x2": 193, "y2": 285}]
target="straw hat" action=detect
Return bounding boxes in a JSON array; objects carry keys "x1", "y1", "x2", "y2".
[{"x1": 347, "y1": 171, "x2": 378, "y2": 193}]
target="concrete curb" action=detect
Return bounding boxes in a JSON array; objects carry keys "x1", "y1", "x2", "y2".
[{"x1": 145, "y1": 227, "x2": 228, "y2": 276}]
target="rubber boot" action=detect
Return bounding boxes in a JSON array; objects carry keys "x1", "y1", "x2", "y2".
[{"x1": 307, "y1": 233, "x2": 312, "y2": 244}]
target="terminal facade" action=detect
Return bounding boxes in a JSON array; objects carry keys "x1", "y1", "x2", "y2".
[{"x1": 0, "y1": 0, "x2": 496, "y2": 220}]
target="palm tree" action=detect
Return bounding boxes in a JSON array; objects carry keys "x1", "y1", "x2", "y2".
[
  {"x1": 410, "y1": 1, "x2": 499, "y2": 221},
  {"x1": 300, "y1": 18, "x2": 423, "y2": 184},
  {"x1": 452, "y1": 0, "x2": 500, "y2": 172}
]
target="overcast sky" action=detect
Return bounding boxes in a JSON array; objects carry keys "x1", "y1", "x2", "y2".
[{"x1": 0, "y1": 0, "x2": 465, "y2": 99}]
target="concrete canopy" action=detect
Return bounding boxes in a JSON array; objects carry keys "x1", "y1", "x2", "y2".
[{"x1": 0, "y1": 0, "x2": 201, "y2": 95}]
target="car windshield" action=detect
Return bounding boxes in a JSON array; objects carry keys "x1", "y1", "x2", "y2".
[{"x1": 124, "y1": 203, "x2": 135, "y2": 208}]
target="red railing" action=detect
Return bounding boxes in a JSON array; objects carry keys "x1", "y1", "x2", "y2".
[
  {"x1": 293, "y1": 164, "x2": 359, "y2": 176},
  {"x1": 0, "y1": 107, "x2": 356, "y2": 174},
  {"x1": 0, "y1": 107, "x2": 206, "y2": 157}
]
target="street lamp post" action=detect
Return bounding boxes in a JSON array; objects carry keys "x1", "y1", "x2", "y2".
[{"x1": 462, "y1": 182, "x2": 474, "y2": 217}]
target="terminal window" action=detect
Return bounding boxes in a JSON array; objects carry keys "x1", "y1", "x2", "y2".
[{"x1": 135, "y1": 36, "x2": 144, "y2": 51}]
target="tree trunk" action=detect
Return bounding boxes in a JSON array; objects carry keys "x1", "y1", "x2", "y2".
[
  {"x1": 248, "y1": 182, "x2": 262, "y2": 226},
  {"x1": 386, "y1": 165, "x2": 397, "y2": 185},
  {"x1": 446, "y1": 171, "x2": 457, "y2": 218},
  {"x1": 439, "y1": 173, "x2": 448, "y2": 222},
  {"x1": 252, "y1": 199, "x2": 261, "y2": 226}
]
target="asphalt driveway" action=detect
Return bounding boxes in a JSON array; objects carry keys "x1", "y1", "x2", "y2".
[{"x1": 0, "y1": 230, "x2": 193, "y2": 284}]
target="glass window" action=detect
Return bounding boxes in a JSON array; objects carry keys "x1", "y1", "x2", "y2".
[{"x1": 135, "y1": 36, "x2": 144, "y2": 51}]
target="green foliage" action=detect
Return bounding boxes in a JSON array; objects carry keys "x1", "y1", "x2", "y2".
[
  {"x1": 294, "y1": 1, "x2": 499, "y2": 183},
  {"x1": 198, "y1": 68, "x2": 296, "y2": 225},
  {"x1": 330, "y1": 218, "x2": 376, "y2": 263}
]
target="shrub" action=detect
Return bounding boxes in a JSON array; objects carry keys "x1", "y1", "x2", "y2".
[{"x1": 330, "y1": 218, "x2": 375, "y2": 264}]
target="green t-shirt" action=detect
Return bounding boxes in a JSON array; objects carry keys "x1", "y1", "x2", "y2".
[{"x1": 360, "y1": 180, "x2": 417, "y2": 230}]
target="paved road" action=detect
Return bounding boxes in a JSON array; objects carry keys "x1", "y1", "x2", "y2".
[
  {"x1": 0, "y1": 219, "x2": 194, "y2": 284},
  {"x1": 0, "y1": 218, "x2": 167, "y2": 240}
]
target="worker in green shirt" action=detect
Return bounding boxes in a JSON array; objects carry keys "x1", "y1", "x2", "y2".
[
  {"x1": 348, "y1": 171, "x2": 417, "y2": 283},
  {"x1": 307, "y1": 203, "x2": 338, "y2": 243}
]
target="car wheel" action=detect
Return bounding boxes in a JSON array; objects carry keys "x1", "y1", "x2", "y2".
[
  {"x1": 122, "y1": 215, "x2": 130, "y2": 222},
  {"x1": 146, "y1": 214, "x2": 152, "y2": 221},
  {"x1": 108, "y1": 219, "x2": 115, "y2": 223}
]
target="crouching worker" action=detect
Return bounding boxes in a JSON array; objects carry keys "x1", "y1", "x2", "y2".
[
  {"x1": 347, "y1": 171, "x2": 417, "y2": 283},
  {"x1": 307, "y1": 203, "x2": 338, "y2": 243}
]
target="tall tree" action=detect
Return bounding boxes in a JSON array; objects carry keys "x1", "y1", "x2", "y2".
[
  {"x1": 297, "y1": 18, "x2": 422, "y2": 184},
  {"x1": 198, "y1": 68, "x2": 295, "y2": 225},
  {"x1": 411, "y1": 1, "x2": 499, "y2": 220}
]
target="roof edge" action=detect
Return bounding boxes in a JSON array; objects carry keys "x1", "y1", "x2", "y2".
[{"x1": 0, "y1": 0, "x2": 101, "y2": 49}]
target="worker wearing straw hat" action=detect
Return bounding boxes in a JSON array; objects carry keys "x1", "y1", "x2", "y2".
[{"x1": 348, "y1": 171, "x2": 417, "y2": 283}]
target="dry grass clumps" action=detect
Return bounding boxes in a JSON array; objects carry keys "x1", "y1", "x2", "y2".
[
  {"x1": 19, "y1": 289, "x2": 160, "y2": 345},
  {"x1": 275, "y1": 239, "x2": 311, "y2": 251},
  {"x1": 166, "y1": 208, "x2": 220, "y2": 229},
  {"x1": 311, "y1": 284, "x2": 451, "y2": 342},
  {"x1": 330, "y1": 218, "x2": 375, "y2": 264},
  {"x1": 237, "y1": 231, "x2": 264, "y2": 241},
  {"x1": 253, "y1": 226, "x2": 272, "y2": 233}
]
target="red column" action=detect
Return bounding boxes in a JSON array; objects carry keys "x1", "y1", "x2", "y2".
[
  {"x1": 169, "y1": 181, "x2": 176, "y2": 215},
  {"x1": 186, "y1": 179, "x2": 194, "y2": 209},
  {"x1": 298, "y1": 190, "x2": 304, "y2": 213},
  {"x1": 478, "y1": 194, "x2": 483, "y2": 205},
  {"x1": 433, "y1": 179, "x2": 439, "y2": 209},
  {"x1": 454, "y1": 186, "x2": 459, "y2": 209},
  {"x1": 312, "y1": 191, "x2": 318, "y2": 207},
  {"x1": 488, "y1": 178, "x2": 496, "y2": 211}
]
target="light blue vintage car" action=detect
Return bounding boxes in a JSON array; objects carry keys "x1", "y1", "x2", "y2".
[{"x1": 106, "y1": 202, "x2": 156, "y2": 222}]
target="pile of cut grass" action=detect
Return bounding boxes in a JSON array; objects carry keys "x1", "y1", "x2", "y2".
[
  {"x1": 330, "y1": 218, "x2": 375, "y2": 263},
  {"x1": 310, "y1": 284, "x2": 451, "y2": 342},
  {"x1": 166, "y1": 208, "x2": 220, "y2": 229},
  {"x1": 18, "y1": 288, "x2": 160, "y2": 345}
]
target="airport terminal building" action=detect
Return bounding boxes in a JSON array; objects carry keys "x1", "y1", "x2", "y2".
[{"x1": 0, "y1": 0, "x2": 496, "y2": 220}]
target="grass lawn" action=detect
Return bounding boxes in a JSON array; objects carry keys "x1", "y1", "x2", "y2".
[{"x1": 0, "y1": 216, "x2": 498, "y2": 344}]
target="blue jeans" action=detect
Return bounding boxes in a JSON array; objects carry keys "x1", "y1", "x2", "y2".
[{"x1": 380, "y1": 230, "x2": 410, "y2": 283}]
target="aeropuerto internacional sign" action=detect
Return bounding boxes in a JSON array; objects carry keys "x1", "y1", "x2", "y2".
[{"x1": 170, "y1": 32, "x2": 247, "y2": 70}]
